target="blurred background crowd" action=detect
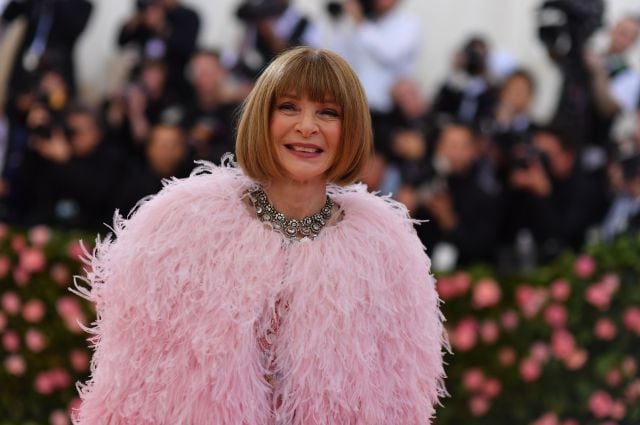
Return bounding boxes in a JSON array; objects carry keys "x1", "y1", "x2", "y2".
[{"x1": 0, "y1": 0, "x2": 639, "y2": 274}]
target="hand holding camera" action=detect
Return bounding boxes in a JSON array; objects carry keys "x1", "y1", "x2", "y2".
[
  {"x1": 509, "y1": 156, "x2": 552, "y2": 197},
  {"x1": 33, "y1": 129, "x2": 72, "y2": 163},
  {"x1": 424, "y1": 189, "x2": 458, "y2": 231}
]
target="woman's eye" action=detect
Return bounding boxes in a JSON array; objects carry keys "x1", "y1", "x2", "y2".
[
  {"x1": 321, "y1": 109, "x2": 340, "y2": 118},
  {"x1": 278, "y1": 102, "x2": 297, "y2": 112}
]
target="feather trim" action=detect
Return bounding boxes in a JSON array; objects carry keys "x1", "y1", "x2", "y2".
[{"x1": 72, "y1": 161, "x2": 447, "y2": 424}]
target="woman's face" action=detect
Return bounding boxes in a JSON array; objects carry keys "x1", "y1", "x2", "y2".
[{"x1": 270, "y1": 93, "x2": 342, "y2": 184}]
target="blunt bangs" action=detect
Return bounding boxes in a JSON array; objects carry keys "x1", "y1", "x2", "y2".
[{"x1": 271, "y1": 52, "x2": 346, "y2": 107}]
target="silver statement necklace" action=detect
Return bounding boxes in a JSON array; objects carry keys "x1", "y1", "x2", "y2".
[{"x1": 250, "y1": 187, "x2": 334, "y2": 240}]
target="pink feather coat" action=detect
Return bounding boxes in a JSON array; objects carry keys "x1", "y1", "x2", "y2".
[{"x1": 72, "y1": 161, "x2": 447, "y2": 424}]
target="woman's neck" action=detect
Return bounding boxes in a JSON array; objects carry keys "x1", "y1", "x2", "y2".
[{"x1": 264, "y1": 178, "x2": 327, "y2": 219}]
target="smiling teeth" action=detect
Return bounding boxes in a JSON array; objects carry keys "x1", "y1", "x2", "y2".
[{"x1": 291, "y1": 146, "x2": 320, "y2": 153}]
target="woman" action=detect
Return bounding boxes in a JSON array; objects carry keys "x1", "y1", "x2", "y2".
[{"x1": 72, "y1": 47, "x2": 446, "y2": 424}]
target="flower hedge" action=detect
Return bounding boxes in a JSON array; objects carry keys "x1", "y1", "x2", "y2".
[
  {"x1": 436, "y1": 235, "x2": 640, "y2": 425},
  {"x1": 0, "y1": 224, "x2": 639, "y2": 424}
]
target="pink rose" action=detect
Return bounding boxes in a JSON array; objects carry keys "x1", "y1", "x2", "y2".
[
  {"x1": 450, "y1": 317, "x2": 478, "y2": 351},
  {"x1": 0, "y1": 312, "x2": 6, "y2": 331},
  {"x1": 530, "y1": 342, "x2": 550, "y2": 363},
  {"x1": 68, "y1": 397, "x2": 82, "y2": 416},
  {"x1": 564, "y1": 348, "x2": 588, "y2": 370},
  {"x1": 586, "y1": 283, "x2": 613, "y2": 311},
  {"x1": 480, "y1": 320, "x2": 499, "y2": 345},
  {"x1": 49, "y1": 368, "x2": 71, "y2": 389},
  {"x1": 4, "y1": 354, "x2": 26, "y2": 376},
  {"x1": 468, "y1": 395, "x2": 490, "y2": 416},
  {"x1": 23, "y1": 299, "x2": 46, "y2": 323},
  {"x1": 437, "y1": 272, "x2": 472, "y2": 299},
  {"x1": 67, "y1": 240, "x2": 86, "y2": 262},
  {"x1": 20, "y1": 247, "x2": 46, "y2": 273},
  {"x1": 1, "y1": 291, "x2": 21, "y2": 315},
  {"x1": 57, "y1": 297, "x2": 87, "y2": 334},
  {"x1": 50, "y1": 410, "x2": 69, "y2": 425},
  {"x1": 25, "y1": 328, "x2": 47, "y2": 352},
  {"x1": 2, "y1": 330, "x2": 20, "y2": 352},
  {"x1": 12, "y1": 267, "x2": 30, "y2": 286},
  {"x1": 35, "y1": 372, "x2": 55, "y2": 395},
  {"x1": 574, "y1": 255, "x2": 596, "y2": 278},
  {"x1": 500, "y1": 310, "x2": 519, "y2": 331},
  {"x1": 623, "y1": 307, "x2": 640, "y2": 334},
  {"x1": 472, "y1": 278, "x2": 502, "y2": 309},
  {"x1": 588, "y1": 390, "x2": 613, "y2": 418},
  {"x1": 50, "y1": 263, "x2": 71, "y2": 286},
  {"x1": 481, "y1": 378, "x2": 501, "y2": 399},
  {"x1": 531, "y1": 412, "x2": 559, "y2": 425},
  {"x1": 622, "y1": 357, "x2": 637, "y2": 377},
  {"x1": 436, "y1": 276, "x2": 458, "y2": 300},
  {"x1": 611, "y1": 401, "x2": 626, "y2": 420},
  {"x1": 519, "y1": 357, "x2": 541, "y2": 382},
  {"x1": 462, "y1": 368, "x2": 485, "y2": 392},
  {"x1": 594, "y1": 318, "x2": 617, "y2": 341},
  {"x1": 498, "y1": 346, "x2": 516, "y2": 367},
  {"x1": 601, "y1": 274, "x2": 620, "y2": 293},
  {"x1": 625, "y1": 380, "x2": 640, "y2": 402},
  {"x1": 11, "y1": 234, "x2": 26, "y2": 253},
  {"x1": 49, "y1": 410, "x2": 69, "y2": 425},
  {"x1": 543, "y1": 304, "x2": 568, "y2": 328},
  {"x1": 70, "y1": 349, "x2": 89, "y2": 372},
  {"x1": 452, "y1": 271, "x2": 472, "y2": 296},
  {"x1": 0, "y1": 255, "x2": 10, "y2": 278},
  {"x1": 550, "y1": 279, "x2": 571, "y2": 302},
  {"x1": 606, "y1": 369, "x2": 622, "y2": 387},
  {"x1": 28, "y1": 225, "x2": 51, "y2": 247},
  {"x1": 515, "y1": 285, "x2": 547, "y2": 318},
  {"x1": 551, "y1": 329, "x2": 575, "y2": 360}
]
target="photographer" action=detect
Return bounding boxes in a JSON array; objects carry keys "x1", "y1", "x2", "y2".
[
  {"x1": 403, "y1": 123, "x2": 502, "y2": 267},
  {"x1": 601, "y1": 149, "x2": 640, "y2": 241},
  {"x1": 1, "y1": 0, "x2": 93, "y2": 98},
  {"x1": 431, "y1": 36, "x2": 498, "y2": 127},
  {"x1": 327, "y1": 0, "x2": 420, "y2": 114},
  {"x1": 506, "y1": 127, "x2": 609, "y2": 260},
  {"x1": 115, "y1": 122, "x2": 191, "y2": 217},
  {"x1": 0, "y1": 67, "x2": 69, "y2": 220},
  {"x1": 183, "y1": 49, "x2": 240, "y2": 163},
  {"x1": 538, "y1": 1, "x2": 640, "y2": 151},
  {"x1": 226, "y1": 0, "x2": 319, "y2": 80},
  {"x1": 13, "y1": 105, "x2": 122, "y2": 230},
  {"x1": 102, "y1": 58, "x2": 182, "y2": 157},
  {"x1": 486, "y1": 68, "x2": 538, "y2": 179},
  {"x1": 117, "y1": 0, "x2": 200, "y2": 92}
]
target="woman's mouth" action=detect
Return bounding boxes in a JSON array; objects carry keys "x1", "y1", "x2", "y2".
[{"x1": 285, "y1": 144, "x2": 323, "y2": 154}]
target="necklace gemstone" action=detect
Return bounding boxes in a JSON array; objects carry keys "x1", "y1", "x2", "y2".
[{"x1": 250, "y1": 188, "x2": 333, "y2": 240}]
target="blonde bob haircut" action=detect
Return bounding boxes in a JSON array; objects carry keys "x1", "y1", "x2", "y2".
[{"x1": 235, "y1": 47, "x2": 372, "y2": 186}]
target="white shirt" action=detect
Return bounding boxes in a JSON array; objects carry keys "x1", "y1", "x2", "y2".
[
  {"x1": 330, "y1": 7, "x2": 421, "y2": 113},
  {"x1": 610, "y1": 68, "x2": 640, "y2": 113}
]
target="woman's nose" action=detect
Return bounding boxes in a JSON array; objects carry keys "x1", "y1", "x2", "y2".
[{"x1": 295, "y1": 110, "x2": 319, "y2": 137}]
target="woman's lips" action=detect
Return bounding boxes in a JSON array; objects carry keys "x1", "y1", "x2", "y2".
[{"x1": 284, "y1": 143, "x2": 323, "y2": 158}]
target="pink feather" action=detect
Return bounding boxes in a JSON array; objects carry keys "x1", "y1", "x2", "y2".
[{"x1": 72, "y1": 161, "x2": 447, "y2": 424}]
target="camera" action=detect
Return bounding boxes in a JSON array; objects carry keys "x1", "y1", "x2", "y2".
[
  {"x1": 236, "y1": 0, "x2": 288, "y2": 22},
  {"x1": 460, "y1": 37, "x2": 487, "y2": 76},
  {"x1": 136, "y1": 0, "x2": 160, "y2": 12},
  {"x1": 326, "y1": 0, "x2": 374, "y2": 19},
  {"x1": 537, "y1": 0, "x2": 604, "y2": 58}
]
